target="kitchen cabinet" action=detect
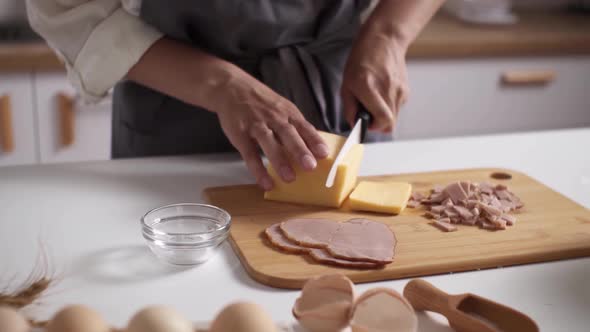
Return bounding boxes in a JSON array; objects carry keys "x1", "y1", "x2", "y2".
[
  {"x1": 34, "y1": 73, "x2": 112, "y2": 164},
  {"x1": 0, "y1": 72, "x2": 37, "y2": 166},
  {"x1": 396, "y1": 56, "x2": 590, "y2": 140}
]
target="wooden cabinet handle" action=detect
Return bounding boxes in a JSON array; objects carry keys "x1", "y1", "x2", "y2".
[
  {"x1": 57, "y1": 92, "x2": 75, "y2": 147},
  {"x1": 0, "y1": 94, "x2": 15, "y2": 153},
  {"x1": 501, "y1": 70, "x2": 556, "y2": 85}
]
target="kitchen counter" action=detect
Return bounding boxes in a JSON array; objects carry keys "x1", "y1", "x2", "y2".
[
  {"x1": 1, "y1": 128, "x2": 589, "y2": 331},
  {"x1": 409, "y1": 9, "x2": 590, "y2": 58},
  {"x1": 1, "y1": 10, "x2": 590, "y2": 71}
]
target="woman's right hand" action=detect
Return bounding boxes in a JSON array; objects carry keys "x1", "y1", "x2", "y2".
[{"x1": 212, "y1": 67, "x2": 329, "y2": 191}]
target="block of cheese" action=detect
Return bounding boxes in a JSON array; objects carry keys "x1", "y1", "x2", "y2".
[
  {"x1": 349, "y1": 181, "x2": 412, "y2": 214},
  {"x1": 264, "y1": 131, "x2": 364, "y2": 208}
]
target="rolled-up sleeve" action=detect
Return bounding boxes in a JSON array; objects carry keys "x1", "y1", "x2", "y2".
[{"x1": 26, "y1": 0, "x2": 163, "y2": 102}]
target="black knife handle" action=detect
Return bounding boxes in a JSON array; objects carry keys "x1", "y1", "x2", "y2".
[{"x1": 355, "y1": 102, "x2": 373, "y2": 143}]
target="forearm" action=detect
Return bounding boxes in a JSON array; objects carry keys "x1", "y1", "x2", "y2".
[
  {"x1": 364, "y1": 0, "x2": 445, "y2": 49},
  {"x1": 126, "y1": 37, "x2": 252, "y2": 113}
]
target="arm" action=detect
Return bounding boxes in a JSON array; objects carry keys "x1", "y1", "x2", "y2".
[
  {"x1": 342, "y1": 0, "x2": 445, "y2": 132},
  {"x1": 26, "y1": 0, "x2": 163, "y2": 102},
  {"x1": 28, "y1": 0, "x2": 327, "y2": 189},
  {"x1": 127, "y1": 38, "x2": 329, "y2": 190}
]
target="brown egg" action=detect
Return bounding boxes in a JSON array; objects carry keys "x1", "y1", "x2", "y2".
[
  {"x1": 292, "y1": 274, "x2": 354, "y2": 332},
  {"x1": 0, "y1": 306, "x2": 30, "y2": 332},
  {"x1": 210, "y1": 302, "x2": 278, "y2": 332},
  {"x1": 46, "y1": 305, "x2": 110, "y2": 332},
  {"x1": 350, "y1": 288, "x2": 417, "y2": 332},
  {"x1": 126, "y1": 306, "x2": 193, "y2": 332}
]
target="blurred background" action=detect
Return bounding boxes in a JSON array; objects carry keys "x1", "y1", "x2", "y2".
[{"x1": 0, "y1": 0, "x2": 589, "y2": 167}]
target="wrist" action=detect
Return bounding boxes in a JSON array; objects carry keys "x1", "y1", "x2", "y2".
[{"x1": 362, "y1": 18, "x2": 412, "y2": 52}]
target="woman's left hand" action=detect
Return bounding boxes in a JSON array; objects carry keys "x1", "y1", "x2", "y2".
[{"x1": 341, "y1": 30, "x2": 409, "y2": 133}]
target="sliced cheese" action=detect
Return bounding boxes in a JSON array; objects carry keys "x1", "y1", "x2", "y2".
[
  {"x1": 264, "y1": 131, "x2": 364, "y2": 208},
  {"x1": 349, "y1": 181, "x2": 412, "y2": 214}
]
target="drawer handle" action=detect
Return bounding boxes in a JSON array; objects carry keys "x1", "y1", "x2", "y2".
[
  {"x1": 0, "y1": 94, "x2": 15, "y2": 153},
  {"x1": 57, "y1": 92, "x2": 75, "y2": 147},
  {"x1": 501, "y1": 70, "x2": 556, "y2": 85}
]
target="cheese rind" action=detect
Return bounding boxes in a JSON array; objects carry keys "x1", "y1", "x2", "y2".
[
  {"x1": 263, "y1": 132, "x2": 364, "y2": 208},
  {"x1": 349, "y1": 181, "x2": 412, "y2": 214}
]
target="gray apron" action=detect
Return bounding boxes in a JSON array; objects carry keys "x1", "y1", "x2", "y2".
[{"x1": 112, "y1": 0, "x2": 384, "y2": 158}]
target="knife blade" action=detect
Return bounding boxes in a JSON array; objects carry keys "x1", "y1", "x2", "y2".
[{"x1": 325, "y1": 104, "x2": 373, "y2": 188}]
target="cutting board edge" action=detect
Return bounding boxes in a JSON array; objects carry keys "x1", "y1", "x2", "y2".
[{"x1": 233, "y1": 245, "x2": 590, "y2": 289}]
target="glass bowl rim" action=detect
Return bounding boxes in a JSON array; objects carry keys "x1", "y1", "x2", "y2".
[{"x1": 141, "y1": 203, "x2": 231, "y2": 237}]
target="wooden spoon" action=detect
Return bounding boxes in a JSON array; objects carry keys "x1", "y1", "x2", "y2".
[{"x1": 403, "y1": 279, "x2": 539, "y2": 332}]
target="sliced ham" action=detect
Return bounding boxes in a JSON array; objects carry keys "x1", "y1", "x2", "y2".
[
  {"x1": 406, "y1": 200, "x2": 420, "y2": 208},
  {"x1": 327, "y1": 219, "x2": 396, "y2": 264},
  {"x1": 424, "y1": 211, "x2": 440, "y2": 219},
  {"x1": 452, "y1": 205, "x2": 474, "y2": 219},
  {"x1": 423, "y1": 191, "x2": 446, "y2": 204},
  {"x1": 430, "y1": 205, "x2": 446, "y2": 214},
  {"x1": 270, "y1": 218, "x2": 396, "y2": 268},
  {"x1": 412, "y1": 181, "x2": 523, "y2": 232},
  {"x1": 265, "y1": 224, "x2": 308, "y2": 254},
  {"x1": 432, "y1": 219, "x2": 458, "y2": 232},
  {"x1": 432, "y1": 185, "x2": 445, "y2": 193},
  {"x1": 444, "y1": 182, "x2": 469, "y2": 203},
  {"x1": 479, "y1": 203, "x2": 503, "y2": 217},
  {"x1": 280, "y1": 218, "x2": 340, "y2": 248},
  {"x1": 308, "y1": 249, "x2": 382, "y2": 269}
]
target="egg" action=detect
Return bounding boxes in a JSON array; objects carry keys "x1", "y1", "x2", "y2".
[
  {"x1": 210, "y1": 302, "x2": 278, "y2": 332},
  {"x1": 126, "y1": 306, "x2": 193, "y2": 332},
  {"x1": 350, "y1": 288, "x2": 417, "y2": 332},
  {"x1": 46, "y1": 305, "x2": 110, "y2": 332},
  {"x1": 292, "y1": 274, "x2": 354, "y2": 332},
  {"x1": 0, "y1": 306, "x2": 30, "y2": 332}
]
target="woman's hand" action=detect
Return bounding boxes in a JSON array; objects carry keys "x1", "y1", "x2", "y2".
[
  {"x1": 342, "y1": 32, "x2": 409, "y2": 133},
  {"x1": 342, "y1": 0, "x2": 445, "y2": 133},
  {"x1": 127, "y1": 38, "x2": 328, "y2": 191},
  {"x1": 212, "y1": 68, "x2": 329, "y2": 191}
]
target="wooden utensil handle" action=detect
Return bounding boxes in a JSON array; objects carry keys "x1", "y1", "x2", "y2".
[
  {"x1": 501, "y1": 70, "x2": 556, "y2": 85},
  {"x1": 0, "y1": 94, "x2": 15, "y2": 153},
  {"x1": 57, "y1": 92, "x2": 75, "y2": 147},
  {"x1": 403, "y1": 279, "x2": 450, "y2": 313}
]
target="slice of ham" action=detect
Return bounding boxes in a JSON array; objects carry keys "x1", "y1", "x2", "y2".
[
  {"x1": 280, "y1": 218, "x2": 340, "y2": 248},
  {"x1": 265, "y1": 224, "x2": 309, "y2": 254},
  {"x1": 327, "y1": 219, "x2": 396, "y2": 264},
  {"x1": 406, "y1": 200, "x2": 420, "y2": 208},
  {"x1": 308, "y1": 249, "x2": 382, "y2": 269},
  {"x1": 501, "y1": 214, "x2": 517, "y2": 226},
  {"x1": 444, "y1": 182, "x2": 469, "y2": 203},
  {"x1": 432, "y1": 219, "x2": 458, "y2": 232}
]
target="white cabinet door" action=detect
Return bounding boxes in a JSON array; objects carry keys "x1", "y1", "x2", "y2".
[
  {"x1": 34, "y1": 73, "x2": 112, "y2": 164},
  {"x1": 0, "y1": 73, "x2": 37, "y2": 167},
  {"x1": 396, "y1": 56, "x2": 590, "y2": 140}
]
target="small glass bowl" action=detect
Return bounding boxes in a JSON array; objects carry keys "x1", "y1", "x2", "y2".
[{"x1": 141, "y1": 203, "x2": 231, "y2": 265}]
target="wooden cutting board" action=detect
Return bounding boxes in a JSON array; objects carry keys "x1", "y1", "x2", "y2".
[{"x1": 203, "y1": 168, "x2": 590, "y2": 289}]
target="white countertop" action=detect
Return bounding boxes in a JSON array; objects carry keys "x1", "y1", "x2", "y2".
[{"x1": 1, "y1": 128, "x2": 589, "y2": 331}]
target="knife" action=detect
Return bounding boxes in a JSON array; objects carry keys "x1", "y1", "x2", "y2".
[{"x1": 325, "y1": 103, "x2": 373, "y2": 188}]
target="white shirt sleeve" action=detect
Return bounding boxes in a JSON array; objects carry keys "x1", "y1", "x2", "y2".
[{"x1": 26, "y1": 0, "x2": 163, "y2": 103}]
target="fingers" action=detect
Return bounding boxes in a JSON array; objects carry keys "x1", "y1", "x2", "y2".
[
  {"x1": 292, "y1": 119, "x2": 329, "y2": 159},
  {"x1": 358, "y1": 85, "x2": 393, "y2": 132},
  {"x1": 234, "y1": 136, "x2": 274, "y2": 191},
  {"x1": 250, "y1": 123, "x2": 295, "y2": 183},
  {"x1": 341, "y1": 88, "x2": 358, "y2": 129},
  {"x1": 272, "y1": 121, "x2": 318, "y2": 171}
]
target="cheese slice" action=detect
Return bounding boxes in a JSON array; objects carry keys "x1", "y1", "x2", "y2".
[
  {"x1": 264, "y1": 131, "x2": 364, "y2": 208},
  {"x1": 349, "y1": 181, "x2": 412, "y2": 214}
]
